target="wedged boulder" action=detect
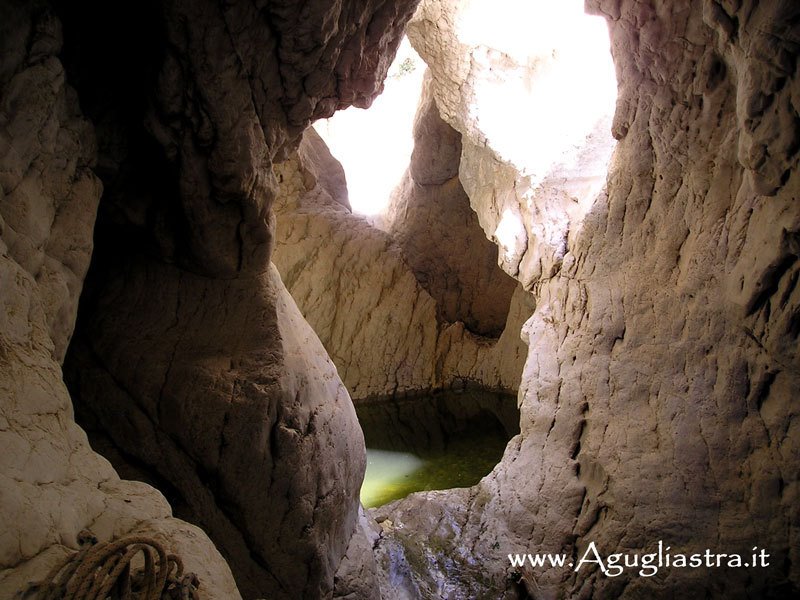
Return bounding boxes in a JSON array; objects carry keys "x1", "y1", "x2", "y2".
[
  {"x1": 67, "y1": 260, "x2": 365, "y2": 599},
  {"x1": 385, "y1": 72, "x2": 518, "y2": 338}
]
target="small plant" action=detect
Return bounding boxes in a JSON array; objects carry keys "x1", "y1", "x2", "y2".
[{"x1": 396, "y1": 57, "x2": 416, "y2": 77}]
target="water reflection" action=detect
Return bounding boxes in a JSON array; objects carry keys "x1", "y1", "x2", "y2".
[
  {"x1": 357, "y1": 390, "x2": 518, "y2": 508},
  {"x1": 361, "y1": 449, "x2": 425, "y2": 508}
]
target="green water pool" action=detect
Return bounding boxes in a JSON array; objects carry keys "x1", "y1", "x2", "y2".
[{"x1": 356, "y1": 391, "x2": 518, "y2": 508}]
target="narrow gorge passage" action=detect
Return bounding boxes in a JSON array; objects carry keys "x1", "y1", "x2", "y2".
[
  {"x1": 270, "y1": 0, "x2": 616, "y2": 524},
  {"x1": 1, "y1": 0, "x2": 798, "y2": 599}
]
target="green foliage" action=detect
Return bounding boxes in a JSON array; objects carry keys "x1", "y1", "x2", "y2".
[{"x1": 395, "y1": 57, "x2": 416, "y2": 77}]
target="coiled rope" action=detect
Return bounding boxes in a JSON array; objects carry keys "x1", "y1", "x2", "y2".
[{"x1": 16, "y1": 530, "x2": 200, "y2": 599}]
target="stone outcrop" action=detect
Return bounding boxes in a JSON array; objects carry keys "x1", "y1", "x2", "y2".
[
  {"x1": 408, "y1": 0, "x2": 617, "y2": 288},
  {"x1": 2, "y1": 0, "x2": 421, "y2": 598},
  {"x1": 0, "y1": 5, "x2": 238, "y2": 598},
  {"x1": 0, "y1": 5, "x2": 100, "y2": 365},
  {"x1": 375, "y1": 0, "x2": 800, "y2": 598},
  {"x1": 67, "y1": 261, "x2": 367, "y2": 599},
  {"x1": 386, "y1": 72, "x2": 518, "y2": 338},
  {"x1": 60, "y1": 0, "x2": 419, "y2": 594},
  {"x1": 273, "y1": 125, "x2": 532, "y2": 401},
  {"x1": 54, "y1": 0, "x2": 419, "y2": 280}
]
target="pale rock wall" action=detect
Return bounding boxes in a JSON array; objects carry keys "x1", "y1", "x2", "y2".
[
  {"x1": 0, "y1": 5, "x2": 239, "y2": 598},
  {"x1": 6, "y1": 0, "x2": 797, "y2": 598},
  {"x1": 0, "y1": 6, "x2": 100, "y2": 364},
  {"x1": 273, "y1": 127, "x2": 532, "y2": 402},
  {"x1": 385, "y1": 72, "x2": 518, "y2": 338},
  {"x1": 377, "y1": 0, "x2": 800, "y2": 598},
  {"x1": 407, "y1": 0, "x2": 617, "y2": 288},
  {"x1": 58, "y1": 0, "x2": 421, "y2": 598}
]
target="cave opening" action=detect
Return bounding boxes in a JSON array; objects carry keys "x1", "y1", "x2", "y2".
[
  {"x1": 314, "y1": 37, "x2": 425, "y2": 218},
  {"x1": 276, "y1": 0, "x2": 618, "y2": 509}
]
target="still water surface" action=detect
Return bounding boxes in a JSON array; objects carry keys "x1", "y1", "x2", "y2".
[{"x1": 356, "y1": 391, "x2": 518, "y2": 508}]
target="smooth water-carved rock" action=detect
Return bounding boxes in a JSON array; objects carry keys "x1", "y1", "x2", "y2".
[
  {"x1": 5, "y1": 0, "x2": 799, "y2": 598},
  {"x1": 58, "y1": 2, "x2": 422, "y2": 598},
  {"x1": 26, "y1": 0, "x2": 418, "y2": 597},
  {"x1": 56, "y1": 0, "x2": 419, "y2": 279},
  {"x1": 67, "y1": 262, "x2": 365, "y2": 599}
]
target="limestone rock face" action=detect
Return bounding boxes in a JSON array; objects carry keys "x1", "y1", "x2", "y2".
[
  {"x1": 0, "y1": 6, "x2": 100, "y2": 364},
  {"x1": 6, "y1": 0, "x2": 798, "y2": 598},
  {"x1": 406, "y1": 73, "x2": 461, "y2": 187},
  {"x1": 298, "y1": 128, "x2": 351, "y2": 211},
  {"x1": 375, "y1": 0, "x2": 800, "y2": 597},
  {"x1": 0, "y1": 6, "x2": 238, "y2": 598},
  {"x1": 273, "y1": 128, "x2": 532, "y2": 401},
  {"x1": 55, "y1": 0, "x2": 422, "y2": 598},
  {"x1": 0, "y1": 0, "x2": 426, "y2": 597},
  {"x1": 407, "y1": 0, "x2": 617, "y2": 288},
  {"x1": 386, "y1": 73, "x2": 518, "y2": 338},
  {"x1": 57, "y1": 0, "x2": 420, "y2": 279}
]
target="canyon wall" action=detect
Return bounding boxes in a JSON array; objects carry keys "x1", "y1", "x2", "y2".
[
  {"x1": 61, "y1": 0, "x2": 419, "y2": 594},
  {"x1": 384, "y1": 72, "x2": 518, "y2": 339},
  {"x1": 0, "y1": 5, "x2": 238, "y2": 597},
  {"x1": 374, "y1": 0, "x2": 799, "y2": 598},
  {"x1": 272, "y1": 100, "x2": 531, "y2": 402},
  {"x1": 3, "y1": 0, "x2": 798, "y2": 598},
  {"x1": 2, "y1": 0, "x2": 420, "y2": 598}
]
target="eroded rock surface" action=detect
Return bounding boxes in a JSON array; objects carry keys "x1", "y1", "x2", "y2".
[
  {"x1": 407, "y1": 0, "x2": 618, "y2": 288},
  {"x1": 4, "y1": 0, "x2": 419, "y2": 598},
  {"x1": 273, "y1": 128, "x2": 532, "y2": 401},
  {"x1": 376, "y1": 0, "x2": 800, "y2": 598},
  {"x1": 0, "y1": 6, "x2": 238, "y2": 598},
  {"x1": 67, "y1": 261, "x2": 365, "y2": 599},
  {"x1": 58, "y1": 0, "x2": 422, "y2": 597},
  {"x1": 386, "y1": 73, "x2": 518, "y2": 338},
  {"x1": 54, "y1": 0, "x2": 420, "y2": 279},
  {"x1": 5, "y1": 0, "x2": 799, "y2": 598}
]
